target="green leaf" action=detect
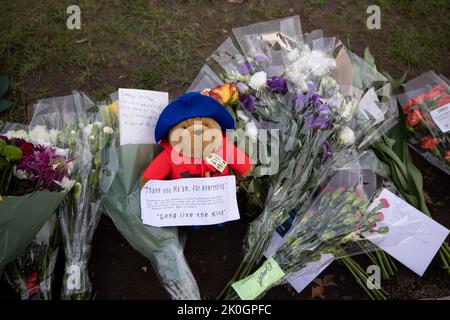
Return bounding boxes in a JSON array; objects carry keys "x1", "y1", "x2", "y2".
[
  {"x1": 0, "y1": 99, "x2": 14, "y2": 113},
  {"x1": 0, "y1": 76, "x2": 9, "y2": 97}
]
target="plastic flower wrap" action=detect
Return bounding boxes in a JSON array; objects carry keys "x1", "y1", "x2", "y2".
[
  {"x1": 100, "y1": 93, "x2": 200, "y2": 300},
  {"x1": 0, "y1": 123, "x2": 70, "y2": 283},
  {"x1": 4, "y1": 216, "x2": 60, "y2": 300},
  {"x1": 190, "y1": 16, "x2": 398, "y2": 299},
  {"x1": 397, "y1": 71, "x2": 450, "y2": 174},
  {"x1": 28, "y1": 91, "x2": 119, "y2": 299},
  {"x1": 230, "y1": 151, "x2": 422, "y2": 300}
]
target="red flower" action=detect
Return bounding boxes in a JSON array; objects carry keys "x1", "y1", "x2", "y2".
[
  {"x1": 421, "y1": 135, "x2": 439, "y2": 149},
  {"x1": 412, "y1": 93, "x2": 426, "y2": 106},
  {"x1": 25, "y1": 272, "x2": 40, "y2": 296},
  {"x1": 380, "y1": 198, "x2": 390, "y2": 208},
  {"x1": 406, "y1": 109, "x2": 422, "y2": 126},
  {"x1": 443, "y1": 150, "x2": 450, "y2": 161},
  {"x1": 403, "y1": 100, "x2": 414, "y2": 114},
  {"x1": 18, "y1": 140, "x2": 34, "y2": 156}
]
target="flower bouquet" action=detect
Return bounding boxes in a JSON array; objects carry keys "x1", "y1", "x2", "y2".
[
  {"x1": 189, "y1": 16, "x2": 398, "y2": 299},
  {"x1": 397, "y1": 71, "x2": 450, "y2": 175},
  {"x1": 0, "y1": 124, "x2": 72, "y2": 278},
  {"x1": 231, "y1": 151, "x2": 420, "y2": 300},
  {"x1": 28, "y1": 91, "x2": 119, "y2": 299},
  {"x1": 100, "y1": 94, "x2": 201, "y2": 300},
  {"x1": 4, "y1": 216, "x2": 60, "y2": 300}
]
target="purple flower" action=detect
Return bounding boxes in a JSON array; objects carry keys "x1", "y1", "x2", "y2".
[
  {"x1": 321, "y1": 141, "x2": 332, "y2": 160},
  {"x1": 316, "y1": 103, "x2": 331, "y2": 116},
  {"x1": 240, "y1": 92, "x2": 257, "y2": 112},
  {"x1": 306, "y1": 115, "x2": 331, "y2": 130},
  {"x1": 253, "y1": 54, "x2": 267, "y2": 63},
  {"x1": 239, "y1": 61, "x2": 252, "y2": 75},
  {"x1": 267, "y1": 76, "x2": 288, "y2": 94}
]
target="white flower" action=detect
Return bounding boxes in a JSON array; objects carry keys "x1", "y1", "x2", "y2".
[
  {"x1": 103, "y1": 127, "x2": 114, "y2": 135},
  {"x1": 4, "y1": 129, "x2": 29, "y2": 141},
  {"x1": 341, "y1": 101, "x2": 355, "y2": 121},
  {"x1": 13, "y1": 166, "x2": 28, "y2": 180},
  {"x1": 248, "y1": 71, "x2": 267, "y2": 90},
  {"x1": 93, "y1": 121, "x2": 103, "y2": 128},
  {"x1": 48, "y1": 129, "x2": 59, "y2": 144},
  {"x1": 89, "y1": 135, "x2": 95, "y2": 141},
  {"x1": 29, "y1": 125, "x2": 50, "y2": 145},
  {"x1": 339, "y1": 127, "x2": 356, "y2": 146},
  {"x1": 56, "y1": 176, "x2": 76, "y2": 191},
  {"x1": 70, "y1": 130, "x2": 77, "y2": 135},
  {"x1": 83, "y1": 124, "x2": 93, "y2": 136},
  {"x1": 236, "y1": 110, "x2": 250, "y2": 123},
  {"x1": 245, "y1": 120, "x2": 258, "y2": 143}
]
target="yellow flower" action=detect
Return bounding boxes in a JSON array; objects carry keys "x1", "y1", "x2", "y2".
[
  {"x1": 106, "y1": 100, "x2": 119, "y2": 116},
  {"x1": 206, "y1": 83, "x2": 238, "y2": 106}
]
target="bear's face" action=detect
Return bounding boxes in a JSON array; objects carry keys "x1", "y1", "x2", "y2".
[{"x1": 168, "y1": 117, "x2": 223, "y2": 159}]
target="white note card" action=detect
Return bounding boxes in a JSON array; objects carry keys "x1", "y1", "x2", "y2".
[
  {"x1": 119, "y1": 88, "x2": 168, "y2": 145},
  {"x1": 286, "y1": 254, "x2": 335, "y2": 293},
  {"x1": 140, "y1": 176, "x2": 240, "y2": 227},
  {"x1": 365, "y1": 189, "x2": 449, "y2": 276},
  {"x1": 430, "y1": 103, "x2": 450, "y2": 133}
]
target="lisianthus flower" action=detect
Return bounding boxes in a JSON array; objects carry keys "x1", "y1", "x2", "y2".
[
  {"x1": 338, "y1": 127, "x2": 355, "y2": 145},
  {"x1": 239, "y1": 61, "x2": 253, "y2": 75},
  {"x1": 306, "y1": 114, "x2": 331, "y2": 130},
  {"x1": 239, "y1": 92, "x2": 257, "y2": 112},
  {"x1": 321, "y1": 141, "x2": 332, "y2": 160},
  {"x1": 421, "y1": 135, "x2": 439, "y2": 149},
  {"x1": 266, "y1": 76, "x2": 288, "y2": 94},
  {"x1": 406, "y1": 109, "x2": 423, "y2": 126},
  {"x1": 248, "y1": 71, "x2": 267, "y2": 90},
  {"x1": 236, "y1": 81, "x2": 250, "y2": 95},
  {"x1": 245, "y1": 120, "x2": 259, "y2": 143}
]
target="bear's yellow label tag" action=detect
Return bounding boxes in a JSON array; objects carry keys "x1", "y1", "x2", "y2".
[{"x1": 205, "y1": 153, "x2": 227, "y2": 173}]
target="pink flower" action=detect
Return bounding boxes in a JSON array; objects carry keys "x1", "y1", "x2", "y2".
[
  {"x1": 377, "y1": 212, "x2": 384, "y2": 221},
  {"x1": 308, "y1": 210, "x2": 316, "y2": 217},
  {"x1": 323, "y1": 186, "x2": 335, "y2": 193},
  {"x1": 380, "y1": 198, "x2": 389, "y2": 208}
]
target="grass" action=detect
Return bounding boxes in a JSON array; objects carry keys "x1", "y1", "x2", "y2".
[{"x1": 1, "y1": 0, "x2": 449, "y2": 124}]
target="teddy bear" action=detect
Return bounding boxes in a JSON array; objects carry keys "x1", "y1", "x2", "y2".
[{"x1": 140, "y1": 92, "x2": 253, "y2": 187}]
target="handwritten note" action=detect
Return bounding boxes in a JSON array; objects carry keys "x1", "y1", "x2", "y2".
[
  {"x1": 119, "y1": 88, "x2": 168, "y2": 145},
  {"x1": 140, "y1": 176, "x2": 240, "y2": 227}
]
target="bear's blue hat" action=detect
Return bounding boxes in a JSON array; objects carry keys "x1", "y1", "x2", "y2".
[{"x1": 154, "y1": 92, "x2": 235, "y2": 142}]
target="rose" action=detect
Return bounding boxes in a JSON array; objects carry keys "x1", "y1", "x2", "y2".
[
  {"x1": 406, "y1": 109, "x2": 423, "y2": 126},
  {"x1": 421, "y1": 135, "x2": 439, "y2": 149},
  {"x1": 205, "y1": 83, "x2": 238, "y2": 106}
]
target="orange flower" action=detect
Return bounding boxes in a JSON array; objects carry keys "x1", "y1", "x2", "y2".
[
  {"x1": 403, "y1": 100, "x2": 414, "y2": 113},
  {"x1": 444, "y1": 150, "x2": 450, "y2": 161},
  {"x1": 406, "y1": 109, "x2": 422, "y2": 126},
  {"x1": 412, "y1": 93, "x2": 426, "y2": 106},
  {"x1": 206, "y1": 83, "x2": 238, "y2": 106},
  {"x1": 421, "y1": 135, "x2": 439, "y2": 149}
]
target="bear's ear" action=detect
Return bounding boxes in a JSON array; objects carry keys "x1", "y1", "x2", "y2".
[{"x1": 201, "y1": 117, "x2": 222, "y2": 130}]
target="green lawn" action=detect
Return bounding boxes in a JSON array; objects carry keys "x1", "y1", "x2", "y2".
[{"x1": 1, "y1": 0, "x2": 449, "y2": 123}]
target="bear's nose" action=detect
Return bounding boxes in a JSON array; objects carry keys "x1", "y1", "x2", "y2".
[{"x1": 194, "y1": 129, "x2": 203, "y2": 136}]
